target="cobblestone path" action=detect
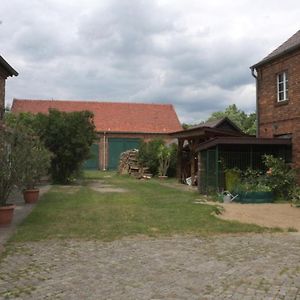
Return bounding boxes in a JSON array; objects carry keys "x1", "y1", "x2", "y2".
[{"x1": 0, "y1": 234, "x2": 299, "y2": 299}]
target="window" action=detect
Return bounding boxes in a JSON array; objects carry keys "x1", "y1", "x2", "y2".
[{"x1": 277, "y1": 71, "x2": 288, "y2": 102}]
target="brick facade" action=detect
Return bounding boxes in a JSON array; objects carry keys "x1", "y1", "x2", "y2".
[
  {"x1": 97, "y1": 132, "x2": 174, "y2": 170},
  {"x1": 0, "y1": 75, "x2": 5, "y2": 120},
  {"x1": 255, "y1": 48, "x2": 300, "y2": 169}
]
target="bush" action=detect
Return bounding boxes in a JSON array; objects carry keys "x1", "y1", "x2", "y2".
[
  {"x1": 138, "y1": 139, "x2": 165, "y2": 175},
  {"x1": 6, "y1": 110, "x2": 97, "y2": 184},
  {"x1": 138, "y1": 139, "x2": 177, "y2": 177},
  {"x1": 262, "y1": 154, "x2": 297, "y2": 199},
  {"x1": 0, "y1": 126, "x2": 23, "y2": 205}
]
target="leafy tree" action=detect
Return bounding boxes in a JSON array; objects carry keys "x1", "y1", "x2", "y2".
[
  {"x1": 6, "y1": 110, "x2": 96, "y2": 184},
  {"x1": 138, "y1": 139, "x2": 165, "y2": 175},
  {"x1": 206, "y1": 104, "x2": 256, "y2": 135}
]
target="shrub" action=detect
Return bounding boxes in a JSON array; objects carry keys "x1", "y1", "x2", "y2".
[
  {"x1": 6, "y1": 110, "x2": 97, "y2": 184},
  {"x1": 157, "y1": 144, "x2": 172, "y2": 176},
  {"x1": 138, "y1": 139, "x2": 165, "y2": 175},
  {"x1": 262, "y1": 154, "x2": 296, "y2": 199}
]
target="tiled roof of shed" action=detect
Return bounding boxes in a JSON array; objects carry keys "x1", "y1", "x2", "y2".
[
  {"x1": 11, "y1": 99, "x2": 182, "y2": 134},
  {"x1": 252, "y1": 30, "x2": 300, "y2": 68}
]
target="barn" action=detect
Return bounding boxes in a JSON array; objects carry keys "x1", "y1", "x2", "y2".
[{"x1": 11, "y1": 99, "x2": 182, "y2": 170}]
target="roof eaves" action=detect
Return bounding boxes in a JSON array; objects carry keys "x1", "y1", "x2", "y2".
[
  {"x1": 0, "y1": 56, "x2": 18, "y2": 77},
  {"x1": 251, "y1": 43, "x2": 300, "y2": 69}
]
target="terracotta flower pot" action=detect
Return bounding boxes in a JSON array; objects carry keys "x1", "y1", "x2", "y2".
[
  {"x1": 0, "y1": 204, "x2": 15, "y2": 226},
  {"x1": 23, "y1": 189, "x2": 40, "y2": 204}
]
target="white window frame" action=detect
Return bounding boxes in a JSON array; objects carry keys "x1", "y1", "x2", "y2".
[{"x1": 277, "y1": 71, "x2": 288, "y2": 102}]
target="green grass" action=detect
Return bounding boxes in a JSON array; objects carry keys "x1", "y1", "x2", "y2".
[{"x1": 11, "y1": 171, "x2": 277, "y2": 242}]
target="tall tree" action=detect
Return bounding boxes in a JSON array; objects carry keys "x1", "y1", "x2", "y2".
[{"x1": 207, "y1": 104, "x2": 256, "y2": 135}]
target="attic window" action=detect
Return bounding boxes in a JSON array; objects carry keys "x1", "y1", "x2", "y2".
[{"x1": 277, "y1": 72, "x2": 288, "y2": 102}]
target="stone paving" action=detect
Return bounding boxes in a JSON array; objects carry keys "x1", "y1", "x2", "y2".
[
  {"x1": 0, "y1": 234, "x2": 299, "y2": 299},
  {"x1": 0, "y1": 186, "x2": 50, "y2": 251}
]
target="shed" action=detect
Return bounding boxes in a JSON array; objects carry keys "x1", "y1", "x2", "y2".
[
  {"x1": 196, "y1": 137, "x2": 292, "y2": 193},
  {"x1": 170, "y1": 117, "x2": 247, "y2": 184}
]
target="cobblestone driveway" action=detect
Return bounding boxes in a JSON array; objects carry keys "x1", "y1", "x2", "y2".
[{"x1": 0, "y1": 234, "x2": 299, "y2": 299}]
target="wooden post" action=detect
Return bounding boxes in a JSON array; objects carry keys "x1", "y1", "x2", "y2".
[
  {"x1": 197, "y1": 151, "x2": 201, "y2": 193},
  {"x1": 177, "y1": 139, "x2": 183, "y2": 182},
  {"x1": 190, "y1": 139, "x2": 196, "y2": 186}
]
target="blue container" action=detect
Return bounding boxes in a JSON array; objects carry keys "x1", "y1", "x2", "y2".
[{"x1": 236, "y1": 191, "x2": 274, "y2": 203}]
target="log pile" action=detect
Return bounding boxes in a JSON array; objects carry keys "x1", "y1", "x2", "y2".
[{"x1": 118, "y1": 149, "x2": 152, "y2": 179}]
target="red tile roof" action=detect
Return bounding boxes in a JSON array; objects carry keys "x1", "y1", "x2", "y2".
[{"x1": 11, "y1": 99, "x2": 182, "y2": 133}]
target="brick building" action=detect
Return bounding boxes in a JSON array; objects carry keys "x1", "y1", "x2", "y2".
[
  {"x1": 0, "y1": 56, "x2": 18, "y2": 120},
  {"x1": 12, "y1": 99, "x2": 182, "y2": 170},
  {"x1": 251, "y1": 30, "x2": 300, "y2": 170}
]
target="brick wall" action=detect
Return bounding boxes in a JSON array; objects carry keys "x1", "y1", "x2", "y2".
[
  {"x1": 0, "y1": 76, "x2": 5, "y2": 120},
  {"x1": 96, "y1": 132, "x2": 174, "y2": 170},
  {"x1": 257, "y1": 48, "x2": 300, "y2": 169}
]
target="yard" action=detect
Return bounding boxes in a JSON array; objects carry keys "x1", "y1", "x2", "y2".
[
  {"x1": 10, "y1": 171, "x2": 273, "y2": 243},
  {"x1": 1, "y1": 172, "x2": 300, "y2": 299}
]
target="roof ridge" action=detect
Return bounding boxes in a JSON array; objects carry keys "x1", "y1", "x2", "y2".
[
  {"x1": 252, "y1": 29, "x2": 300, "y2": 68},
  {"x1": 13, "y1": 98, "x2": 173, "y2": 106}
]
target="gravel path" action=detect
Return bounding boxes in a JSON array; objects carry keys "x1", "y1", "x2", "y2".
[
  {"x1": 0, "y1": 234, "x2": 299, "y2": 299},
  {"x1": 216, "y1": 203, "x2": 300, "y2": 231}
]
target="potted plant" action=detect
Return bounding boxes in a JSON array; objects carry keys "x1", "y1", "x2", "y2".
[
  {"x1": 0, "y1": 125, "x2": 27, "y2": 225},
  {"x1": 157, "y1": 144, "x2": 171, "y2": 179},
  {"x1": 20, "y1": 136, "x2": 51, "y2": 204}
]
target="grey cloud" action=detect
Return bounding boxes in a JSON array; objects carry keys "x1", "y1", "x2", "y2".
[{"x1": 3, "y1": 0, "x2": 300, "y2": 123}]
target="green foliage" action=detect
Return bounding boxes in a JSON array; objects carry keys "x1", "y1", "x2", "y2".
[
  {"x1": 0, "y1": 126, "x2": 30, "y2": 205},
  {"x1": 157, "y1": 144, "x2": 172, "y2": 176},
  {"x1": 18, "y1": 135, "x2": 52, "y2": 190},
  {"x1": 7, "y1": 110, "x2": 97, "y2": 184},
  {"x1": 35, "y1": 109, "x2": 96, "y2": 184},
  {"x1": 138, "y1": 139, "x2": 177, "y2": 177},
  {"x1": 262, "y1": 155, "x2": 296, "y2": 199},
  {"x1": 167, "y1": 143, "x2": 178, "y2": 177},
  {"x1": 207, "y1": 104, "x2": 256, "y2": 135},
  {"x1": 225, "y1": 169, "x2": 241, "y2": 192},
  {"x1": 226, "y1": 156, "x2": 297, "y2": 199},
  {"x1": 138, "y1": 139, "x2": 165, "y2": 175}
]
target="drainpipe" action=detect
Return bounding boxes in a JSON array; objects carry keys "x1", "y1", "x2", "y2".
[
  {"x1": 103, "y1": 132, "x2": 106, "y2": 171},
  {"x1": 251, "y1": 67, "x2": 259, "y2": 137}
]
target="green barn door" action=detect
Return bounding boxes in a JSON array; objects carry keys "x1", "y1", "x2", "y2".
[
  {"x1": 83, "y1": 144, "x2": 99, "y2": 169},
  {"x1": 108, "y1": 138, "x2": 140, "y2": 170}
]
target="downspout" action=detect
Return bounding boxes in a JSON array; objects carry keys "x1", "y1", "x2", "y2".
[
  {"x1": 251, "y1": 67, "x2": 259, "y2": 137},
  {"x1": 103, "y1": 132, "x2": 106, "y2": 171}
]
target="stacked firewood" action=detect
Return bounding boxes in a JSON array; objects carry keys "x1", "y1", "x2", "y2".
[{"x1": 118, "y1": 149, "x2": 152, "y2": 179}]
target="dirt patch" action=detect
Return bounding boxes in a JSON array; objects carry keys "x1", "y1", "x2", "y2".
[
  {"x1": 213, "y1": 202, "x2": 300, "y2": 231},
  {"x1": 56, "y1": 185, "x2": 81, "y2": 194},
  {"x1": 87, "y1": 180, "x2": 128, "y2": 193}
]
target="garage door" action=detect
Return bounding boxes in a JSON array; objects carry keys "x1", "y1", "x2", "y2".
[
  {"x1": 108, "y1": 138, "x2": 140, "y2": 170},
  {"x1": 83, "y1": 143, "x2": 99, "y2": 169}
]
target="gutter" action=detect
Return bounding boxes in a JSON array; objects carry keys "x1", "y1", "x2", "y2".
[{"x1": 251, "y1": 67, "x2": 259, "y2": 137}]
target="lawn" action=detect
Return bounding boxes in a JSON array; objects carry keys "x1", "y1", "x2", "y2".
[{"x1": 11, "y1": 171, "x2": 276, "y2": 242}]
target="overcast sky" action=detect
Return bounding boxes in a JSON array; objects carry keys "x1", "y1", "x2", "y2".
[{"x1": 1, "y1": 0, "x2": 300, "y2": 123}]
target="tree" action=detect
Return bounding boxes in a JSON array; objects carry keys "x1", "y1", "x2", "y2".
[
  {"x1": 207, "y1": 104, "x2": 256, "y2": 135},
  {"x1": 6, "y1": 110, "x2": 97, "y2": 184},
  {"x1": 35, "y1": 109, "x2": 96, "y2": 183}
]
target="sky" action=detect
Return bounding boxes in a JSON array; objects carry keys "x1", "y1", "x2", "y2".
[{"x1": 1, "y1": 0, "x2": 300, "y2": 124}]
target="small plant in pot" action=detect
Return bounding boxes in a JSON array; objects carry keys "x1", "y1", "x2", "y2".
[
  {"x1": 157, "y1": 144, "x2": 171, "y2": 179},
  {"x1": 0, "y1": 125, "x2": 28, "y2": 225},
  {"x1": 20, "y1": 137, "x2": 51, "y2": 204}
]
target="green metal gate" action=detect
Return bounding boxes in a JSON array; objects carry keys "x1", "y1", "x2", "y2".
[
  {"x1": 83, "y1": 143, "x2": 99, "y2": 170},
  {"x1": 108, "y1": 138, "x2": 140, "y2": 170}
]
